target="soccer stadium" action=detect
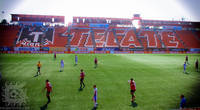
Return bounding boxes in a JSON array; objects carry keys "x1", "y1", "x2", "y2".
[{"x1": 0, "y1": 0, "x2": 200, "y2": 110}]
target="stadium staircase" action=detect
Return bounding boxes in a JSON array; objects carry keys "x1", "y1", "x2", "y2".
[
  {"x1": 104, "y1": 29, "x2": 109, "y2": 47},
  {"x1": 133, "y1": 28, "x2": 144, "y2": 49},
  {"x1": 135, "y1": 29, "x2": 148, "y2": 50},
  {"x1": 191, "y1": 30, "x2": 200, "y2": 41},
  {"x1": 79, "y1": 32, "x2": 88, "y2": 47},
  {"x1": 154, "y1": 31, "x2": 166, "y2": 49},
  {"x1": 139, "y1": 30, "x2": 162, "y2": 50},
  {"x1": 14, "y1": 26, "x2": 23, "y2": 47},
  {"x1": 70, "y1": 29, "x2": 82, "y2": 47},
  {"x1": 173, "y1": 30, "x2": 188, "y2": 49},
  {"x1": 66, "y1": 26, "x2": 72, "y2": 48},
  {"x1": 112, "y1": 29, "x2": 121, "y2": 48},
  {"x1": 138, "y1": 36, "x2": 147, "y2": 50},
  {"x1": 161, "y1": 31, "x2": 184, "y2": 49},
  {"x1": 175, "y1": 30, "x2": 200, "y2": 48},
  {"x1": 90, "y1": 28, "x2": 96, "y2": 48},
  {"x1": 115, "y1": 30, "x2": 124, "y2": 45}
]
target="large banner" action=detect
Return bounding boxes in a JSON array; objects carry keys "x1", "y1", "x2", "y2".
[
  {"x1": 16, "y1": 26, "x2": 54, "y2": 47},
  {"x1": 89, "y1": 23, "x2": 109, "y2": 28},
  {"x1": 14, "y1": 47, "x2": 40, "y2": 51}
]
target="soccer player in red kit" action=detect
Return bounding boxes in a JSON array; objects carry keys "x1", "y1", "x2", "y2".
[
  {"x1": 80, "y1": 69, "x2": 85, "y2": 89},
  {"x1": 129, "y1": 78, "x2": 136, "y2": 103},
  {"x1": 195, "y1": 59, "x2": 199, "y2": 72},
  {"x1": 44, "y1": 79, "x2": 52, "y2": 103},
  {"x1": 54, "y1": 52, "x2": 56, "y2": 60},
  {"x1": 94, "y1": 57, "x2": 98, "y2": 68},
  {"x1": 185, "y1": 55, "x2": 189, "y2": 65}
]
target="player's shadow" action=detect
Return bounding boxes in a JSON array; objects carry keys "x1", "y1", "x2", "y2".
[
  {"x1": 130, "y1": 102, "x2": 138, "y2": 107},
  {"x1": 33, "y1": 74, "x2": 39, "y2": 77},
  {"x1": 184, "y1": 72, "x2": 189, "y2": 74},
  {"x1": 74, "y1": 64, "x2": 77, "y2": 66},
  {"x1": 78, "y1": 88, "x2": 83, "y2": 91},
  {"x1": 91, "y1": 107, "x2": 97, "y2": 110},
  {"x1": 40, "y1": 103, "x2": 48, "y2": 110}
]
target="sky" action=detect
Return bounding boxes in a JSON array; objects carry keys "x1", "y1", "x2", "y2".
[{"x1": 0, "y1": 0, "x2": 200, "y2": 24}]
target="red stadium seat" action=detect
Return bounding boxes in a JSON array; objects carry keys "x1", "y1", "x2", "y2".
[
  {"x1": 176, "y1": 30, "x2": 200, "y2": 48},
  {"x1": 0, "y1": 25, "x2": 20, "y2": 47}
]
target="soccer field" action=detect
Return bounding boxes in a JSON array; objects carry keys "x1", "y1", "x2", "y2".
[{"x1": 0, "y1": 54, "x2": 200, "y2": 110}]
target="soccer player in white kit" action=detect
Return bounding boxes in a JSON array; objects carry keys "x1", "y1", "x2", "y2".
[
  {"x1": 60, "y1": 59, "x2": 64, "y2": 72},
  {"x1": 92, "y1": 85, "x2": 98, "y2": 108}
]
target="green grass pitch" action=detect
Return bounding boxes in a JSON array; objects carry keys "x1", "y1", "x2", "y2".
[{"x1": 0, "y1": 54, "x2": 200, "y2": 110}]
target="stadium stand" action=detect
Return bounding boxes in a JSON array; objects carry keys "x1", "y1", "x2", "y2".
[
  {"x1": 0, "y1": 25, "x2": 20, "y2": 47},
  {"x1": 0, "y1": 14, "x2": 200, "y2": 53},
  {"x1": 138, "y1": 30, "x2": 162, "y2": 49},
  {"x1": 94, "y1": 29, "x2": 106, "y2": 48},
  {"x1": 16, "y1": 26, "x2": 54, "y2": 47},
  {"x1": 159, "y1": 31, "x2": 184, "y2": 49},
  {"x1": 53, "y1": 27, "x2": 68, "y2": 47},
  {"x1": 70, "y1": 29, "x2": 91, "y2": 47},
  {"x1": 106, "y1": 29, "x2": 118, "y2": 47},
  {"x1": 175, "y1": 30, "x2": 200, "y2": 48},
  {"x1": 120, "y1": 29, "x2": 142, "y2": 48},
  {"x1": 192, "y1": 30, "x2": 200, "y2": 40}
]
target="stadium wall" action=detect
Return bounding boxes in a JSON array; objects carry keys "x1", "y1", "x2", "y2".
[
  {"x1": 1, "y1": 50, "x2": 198, "y2": 54},
  {"x1": 1, "y1": 46, "x2": 199, "y2": 54}
]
